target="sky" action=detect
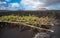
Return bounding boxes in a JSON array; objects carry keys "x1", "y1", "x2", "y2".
[{"x1": 0, "y1": 0, "x2": 60, "y2": 10}]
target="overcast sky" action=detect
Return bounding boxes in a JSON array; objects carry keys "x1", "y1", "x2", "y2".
[{"x1": 0, "y1": 0, "x2": 60, "y2": 10}]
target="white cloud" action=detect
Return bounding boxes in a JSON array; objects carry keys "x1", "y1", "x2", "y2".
[
  {"x1": 47, "y1": 4, "x2": 60, "y2": 10},
  {"x1": 20, "y1": 0, "x2": 46, "y2": 10},
  {"x1": 5, "y1": 0, "x2": 11, "y2": 2},
  {"x1": 0, "y1": 2, "x2": 20, "y2": 10},
  {"x1": 8, "y1": 3, "x2": 22, "y2": 10},
  {"x1": 9, "y1": 3, "x2": 20, "y2": 8},
  {"x1": 0, "y1": 1, "x2": 7, "y2": 10},
  {"x1": 0, "y1": 1, "x2": 6, "y2": 4},
  {"x1": 20, "y1": 0, "x2": 60, "y2": 10},
  {"x1": 0, "y1": 6, "x2": 7, "y2": 10},
  {"x1": 0, "y1": 1, "x2": 3, "y2": 4}
]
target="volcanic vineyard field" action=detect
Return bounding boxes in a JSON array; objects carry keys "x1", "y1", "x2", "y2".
[{"x1": 0, "y1": 10, "x2": 60, "y2": 38}]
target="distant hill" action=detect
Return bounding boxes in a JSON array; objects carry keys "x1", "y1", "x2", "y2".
[
  {"x1": 37, "y1": 8, "x2": 48, "y2": 11},
  {"x1": 0, "y1": 10, "x2": 59, "y2": 12}
]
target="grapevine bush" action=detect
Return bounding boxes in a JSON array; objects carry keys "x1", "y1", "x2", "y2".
[{"x1": 0, "y1": 15, "x2": 56, "y2": 25}]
